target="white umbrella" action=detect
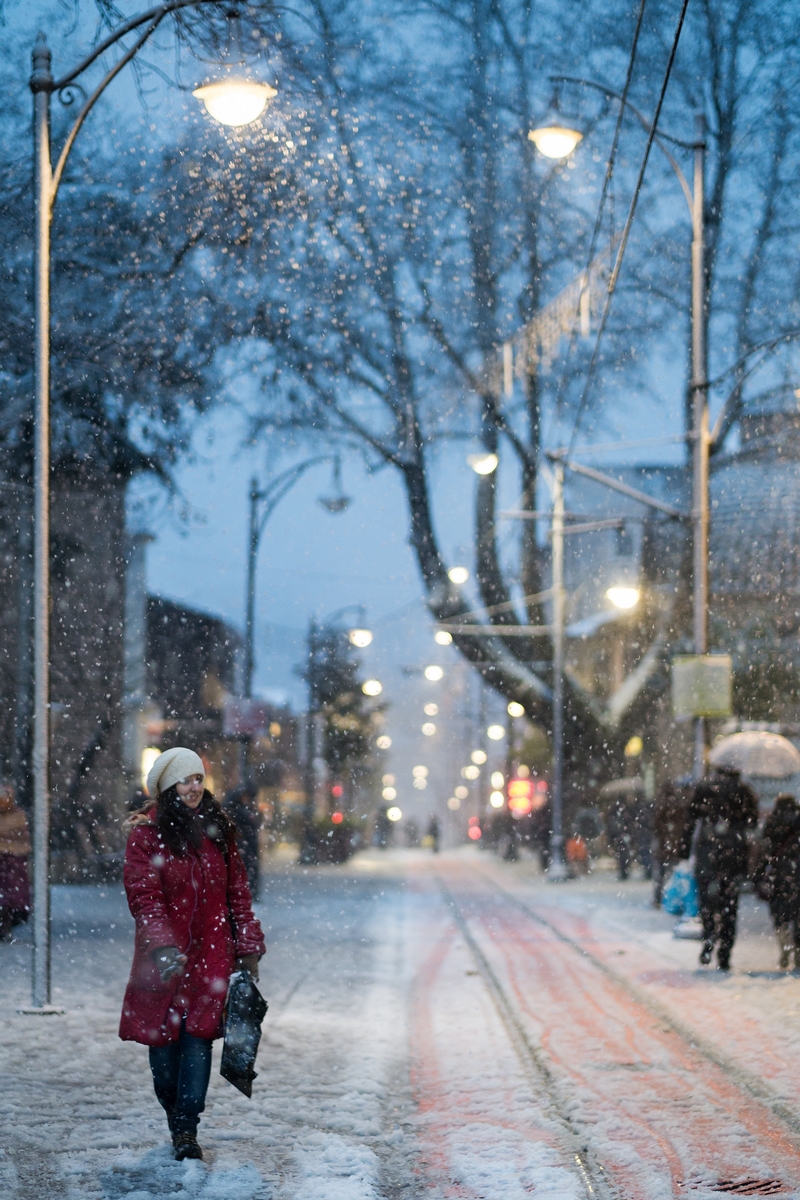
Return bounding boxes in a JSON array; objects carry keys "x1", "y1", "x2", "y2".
[{"x1": 709, "y1": 731, "x2": 800, "y2": 779}]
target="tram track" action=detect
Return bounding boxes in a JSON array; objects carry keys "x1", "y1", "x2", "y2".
[
  {"x1": 435, "y1": 865, "x2": 800, "y2": 1199},
  {"x1": 478, "y1": 868, "x2": 800, "y2": 1146},
  {"x1": 437, "y1": 876, "x2": 619, "y2": 1200}
]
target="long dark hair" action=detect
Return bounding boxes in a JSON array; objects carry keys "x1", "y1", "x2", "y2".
[{"x1": 150, "y1": 787, "x2": 238, "y2": 857}]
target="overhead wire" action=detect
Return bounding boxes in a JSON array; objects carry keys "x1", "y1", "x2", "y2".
[
  {"x1": 550, "y1": 0, "x2": 649, "y2": 434},
  {"x1": 565, "y1": 0, "x2": 692, "y2": 457}
]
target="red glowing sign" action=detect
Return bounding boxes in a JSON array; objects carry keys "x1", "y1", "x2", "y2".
[
  {"x1": 468, "y1": 826, "x2": 482, "y2": 840},
  {"x1": 331, "y1": 811, "x2": 344, "y2": 824},
  {"x1": 331, "y1": 784, "x2": 343, "y2": 798}
]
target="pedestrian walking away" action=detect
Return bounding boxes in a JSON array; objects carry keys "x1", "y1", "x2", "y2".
[
  {"x1": 119, "y1": 748, "x2": 265, "y2": 1161},
  {"x1": 756, "y1": 793, "x2": 800, "y2": 969},
  {"x1": 223, "y1": 779, "x2": 263, "y2": 900},
  {"x1": 652, "y1": 778, "x2": 692, "y2": 906},
  {"x1": 0, "y1": 779, "x2": 31, "y2": 942},
  {"x1": 679, "y1": 765, "x2": 758, "y2": 971}
]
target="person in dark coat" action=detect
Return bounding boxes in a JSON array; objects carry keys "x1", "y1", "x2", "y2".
[
  {"x1": 120, "y1": 748, "x2": 265, "y2": 1162},
  {"x1": 678, "y1": 765, "x2": 758, "y2": 971},
  {"x1": 759, "y1": 794, "x2": 800, "y2": 969},
  {"x1": 606, "y1": 791, "x2": 637, "y2": 881},
  {"x1": 0, "y1": 781, "x2": 31, "y2": 941},
  {"x1": 223, "y1": 781, "x2": 263, "y2": 900},
  {"x1": 652, "y1": 779, "x2": 692, "y2": 906}
]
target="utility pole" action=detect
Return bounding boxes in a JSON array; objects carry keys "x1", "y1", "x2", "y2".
[
  {"x1": 690, "y1": 113, "x2": 708, "y2": 782},
  {"x1": 547, "y1": 461, "x2": 568, "y2": 881},
  {"x1": 300, "y1": 618, "x2": 319, "y2": 863}
]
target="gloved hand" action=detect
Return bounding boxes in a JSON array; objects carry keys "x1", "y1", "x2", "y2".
[
  {"x1": 154, "y1": 946, "x2": 187, "y2": 983},
  {"x1": 235, "y1": 954, "x2": 260, "y2": 982}
]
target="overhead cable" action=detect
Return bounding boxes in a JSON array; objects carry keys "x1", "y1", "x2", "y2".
[{"x1": 566, "y1": 0, "x2": 692, "y2": 457}]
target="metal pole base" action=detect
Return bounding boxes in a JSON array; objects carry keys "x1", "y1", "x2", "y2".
[
  {"x1": 546, "y1": 857, "x2": 570, "y2": 883},
  {"x1": 17, "y1": 1005, "x2": 65, "y2": 1015}
]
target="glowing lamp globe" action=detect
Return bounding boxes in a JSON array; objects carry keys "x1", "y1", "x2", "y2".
[
  {"x1": 362, "y1": 678, "x2": 383, "y2": 696},
  {"x1": 528, "y1": 124, "x2": 582, "y2": 159},
  {"x1": 507, "y1": 701, "x2": 525, "y2": 718},
  {"x1": 467, "y1": 452, "x2": 499, "y2": 475},
  {"x1": 193, "y1": 78, "x2": 277, "y2": 127},
  {"x1": 349, "y1": 628, "x2": 373, "y2": 648},
  {"x1": 606, "y1": 586, "x2": 640, "y2": 610}
]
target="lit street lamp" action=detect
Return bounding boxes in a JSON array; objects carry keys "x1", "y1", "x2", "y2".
[
  {"x1": 28, "y1": 2, "x2": 274, "y2": 1011},
  {"x1": 528, "y1": 124, "x2": 583, "y2": 159},
  {"x1": 193, "y1": 79, "x2": 276, "y2": 126},
  {"x1": 467, "y1": 452, "x2": 499, "y2": 475},
  {"x1": 349, "y1": 628, "x2": 373, "y2": 648},
  {"x1": 606, "y1": 586, "x2": 641, "y2": 611}
]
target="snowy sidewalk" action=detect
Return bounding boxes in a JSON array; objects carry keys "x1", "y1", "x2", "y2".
[{"x1": 3, "y1": 851, "x2": 800, "y2": 1200}]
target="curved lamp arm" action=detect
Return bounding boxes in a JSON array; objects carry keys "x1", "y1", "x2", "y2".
[
  {"x1": 709, "y1": 327, "x2": 800, "y2": 450},
  {"x1": 254, "y1": 455, "x2": 335, "y2": 542},
  {"x1": 34, "y1": 0, "x2": 228, "y2": 212},
  {"x1": 550, "y1": 74, "x2": 698, "y2": 219},
  {"x1": 53, "y1": 0, "x2": 219, "y2": 90}
]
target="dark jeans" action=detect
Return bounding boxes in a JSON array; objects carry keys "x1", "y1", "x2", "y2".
[
  {"x1": 149, "y1": 1020, "x2": 212, "y2": 1137},
  {"x1": 698, "y1": 873, "x2": 740, "y2": 959}
]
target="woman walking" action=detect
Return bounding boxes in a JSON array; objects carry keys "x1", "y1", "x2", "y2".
[
  {"x1": 119, "y1": 748, "x2": 265, "y2": 1160},
  {"x1": 760, "y1": 793, "x2": 800, "y2": 969}
]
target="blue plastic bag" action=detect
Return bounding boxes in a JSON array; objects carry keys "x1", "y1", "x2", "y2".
[{"x1": 661, "y1": 860, "x2": 699, "y2": 918}]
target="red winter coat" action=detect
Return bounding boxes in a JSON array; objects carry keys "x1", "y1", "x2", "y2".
[{"x1": 119, "y1": 812, "x2": 265, "y2": 1047}]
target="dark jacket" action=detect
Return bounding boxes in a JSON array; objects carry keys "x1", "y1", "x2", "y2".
[
  {"x1": 679, "y1": 772, "x2": 758, "y2": 878},
  {"x1": 653, "y1": 781, "x2": 692, "y2": 866},
  {"x1": 120, "y1": 810, "x2": 265, "y2": 1046},
  {"x1": 223, "y1": 788, "x2": 262, "y2": 876},
  {"x1": 760, "y1": 797, "x2": 800, "y2": 925}
]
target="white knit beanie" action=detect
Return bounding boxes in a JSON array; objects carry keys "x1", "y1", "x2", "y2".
[{"x1": 146, "y1": 747, "x2": 205, "y2": 798}]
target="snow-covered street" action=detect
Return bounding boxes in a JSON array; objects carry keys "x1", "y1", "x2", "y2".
[{"x1": 4, "y1": 848, "x2": 800, "y2": 1199}]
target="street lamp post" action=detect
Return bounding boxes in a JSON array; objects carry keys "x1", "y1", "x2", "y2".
[
  {"x1": 26, "y1": 3, "x2": 276, "y2": 1010},
  {"x1": 533, "y1": 82, "x2": 708, "y2": 780},
  {"x1": 690, "y1": 114, "x2": 709, "y2": 780},
  {"x1": 547, "y1": 462, "x2": 568, "y2": 881},
  {"x1": 244, "y1": 457, "x2": 343, "y2": 700}
]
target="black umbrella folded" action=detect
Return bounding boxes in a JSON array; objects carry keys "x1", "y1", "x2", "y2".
[{"x1": 220, "y1": 970, "x2": 269, "y2": 1097}]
